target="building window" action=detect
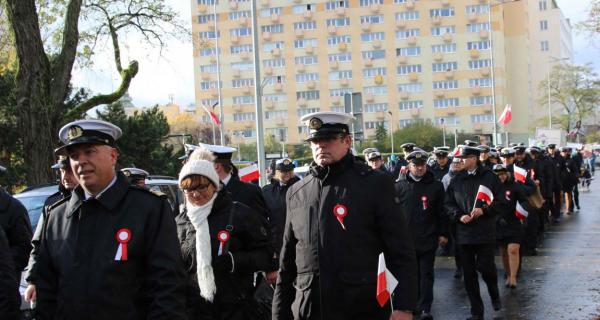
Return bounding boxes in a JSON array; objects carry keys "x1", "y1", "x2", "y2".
[
  {"x1": 364, "y1": 103, "x2": 388, "y2": 113},
  {"x1": 292, "y1": 3, "x2": 315, "y2": 14},
  {"x1": 230, "y1": 28, "x2": 252, "y2": 37},
  {"x1": 231, "y1": 61, "x2": 254, "y2": 71},
  {"x1": 266, "y1": 128, "x2": 288, "y2": 142},
  {"x1": 200, "y1": 81, "x2": 221, "y2": 90},
  {"x1": 263, "y1": 42, "x2": 284, "y2": 52},
  {"x1": 200, "y1": 47, "x2": 219, "y2": 56},
  {"x1": 232, "y1": 96, "x2": 254, "y2": 104},
  {"x1": 200, "y1": 64, "x2": 218, "y2": 73},
  {"x1": 365, "y1": 121, "x2": 388, "y2": 130},
  {"x1": 233, "y1": 112, "x2": 256, "y2": 122},
  {"x1": 361, "y1": 50, "x2": 386, "y2": 60},
  {"x1": 327, "y1": 17, "x2": 351, "y2": 27},
  {"x1": 396, "y1": 29, "x2": 421, "y2": 39},
  {"x1": 260, "y1": 7, "x2": 282, "y2": 17},
  {"x1": 364, "y1": 86, "x2": 387, "y2": 95},
  {"x1": 362, "y1": 67, "x2": 386, "y2": 78},
  {"x1": 396, "y1": 47, "x2": 421, "y2": 57},
  {"x1": 263, "y1": 76, "x2": 285, "y2": 86},
  {"x1": 539, "y1": 0, "x2": 547, "y2": 11},
  {"x1": 296, "y1": 90, "x2": 320, "y2": 100},
  {"x1": 360, "y1": 15, "x2": 384, "y2": 24},
  {"x1": 295, "y1": 72, "x2": 319, "y2": 83},
  {"x1": 468, "y1": 59, "x2": 491, "y2": 69},
  {"x1": 430, "y1": 8, "x2": 455, "y2": 17},
  {"x1": 398, "y1": 83, "x2": 423, "y2": 93},
  {"x1": 399, "y1": 119, "x2": 420, "y2": 127},
  {"x1": 328, "y1": 35, "x2": 352, "y2": 45},
  {"x1": 466, "y1": 23, "x2": 490, "y2": 33},
  {"x1": 263, "y1": 93, "x2": 287, "y2": 102},
  {"x1": 399, "y1": 100, "x2": 423, "y2": 111},
  {"x1": 229, "y1": 11, "x2": 250, "y2": 20},
  {"x1": 397, "y1": 64, "x2": 422, "y2": 75},
  {"x1": 328, "y1": 53, "x2": 352, "y2": 62},
  {"x1": 471, "y1": 114, "x2": 494, "y2": 123},
  {"x1": 540, "y1": 20, "x2": 548, "y2": 30},
  {"x1": 433, "y1": 98, "x2": 460, "y2": 108},
  {"x1": 295, "y1": 55, "x2": 318, "y2": 65},
  {"x1": 265, "y1": 110, "x2": 288, "y2": 120},
  {"x1": 199, "y1": 31, "x2": 219, "y2": 39},
  {"x1": 470, "y1": 96, "x2": 493, "y2": 106},
  {"x1": 330, "y1": 88, "x2": 353, "y2": 96},
  {"x1": 331, "y1": 106, "x2": 345, "y2": 112},
  {"x1": 469, "y1": 78, "x2": 492, "y2": 87},
  {"x1": 197, "y1": 14, "x2": 216, "y2": 24},
  {"x1": 294, "y1": 21, "x2": 317, "y2": 30},
  {"x1": 465, "y1": 4, "x2": 489, "y2": 14},
  {"x1": 232, "y1": 78, "x2": 254, "y2": 88},
  {"x1": 297, "y1": 108, "x2": 320, "y2": 117},
  {"x1": 431, "y1": 43, "x2": 456, "y2": 53},
  {"x1": 326, "y1": 0, "x2": 349, "y2": 10},
  {"x1": 261, "y1": 24, "x2": 283, "y2": 33},
  {"x1": 263, "y1": 58, "x2": 285, "y2": 68},
  {"x1": 360, "y1": 32, "x2": 385, "y2": 42},
  {"x1": 396, "y1": 11, "x2": 420, "y2": 21},
  {"x1": 435, "y1": 116, "x2": 460, "y2": 125},
  {"x1": 329, "y1": 70, "x2": 353, "y2": 80},
  {"x1": 431, "y1": 25, "x2": 456, "y2": 36},
  {"x1": 432, "y1": 80, "x2": 458, "y2": 90},
  {"x1": 467, "y1": 41, "x2": 490, "y2": 50},
  {"x1": 294, "y1": 38, "x2": 318, "y2": 48},
  {"x1": 197, "y1": 0, "x2": 218, "y2": 4},
  {"x1": 239, "y1": 130, "x2": 255, "y2": 137},
  {"x1": 432, "y1": 62, "x2": 458, "y2": 72},
  {"x1": 230, "y1": 44, "x2": 252, "y2": 54},
  {"x1": 541, "y1": 40, "x2": 549, "y2": 51},
  {"x1": 360, "y1": 0, "x2": 383, "y2": 7}
]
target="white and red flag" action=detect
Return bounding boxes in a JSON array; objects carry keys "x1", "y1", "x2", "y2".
[
  {"x1": 376, "y1": 253, "x2": 398, "y2": 308},
  {"x1": 498, "y1": 104, "x2": 512, "y2": 125},
  {"x1": 515, "y1": 201, "x2": 529, "y2": 220},
  {"x1": 451, "y1": 147, "x2": 462, "y2": 157},
  {"x1": 473, "y1": 185, "x2": 494, "y2": 210},
  {"x1": 201, "y1": 102, "x2": 221, "y2": 126},
  {"x1": 513, "y1": 165, "x2": 527, "y2": 183},
  {"x1": 239, "y1": 164, "x2": 260, "y2": 182}
]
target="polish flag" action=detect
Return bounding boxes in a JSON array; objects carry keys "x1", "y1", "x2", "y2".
[
  {"x1": 239, "y1": 164, "x2": 260, "y2": 182},
  {"x1": 474, "y1": 185, "x2": 494, "y2": 209},
  {"x1": 513, "y1": 165, "x2": 527, "y2": 183},
  {"x1": 515, "y1": 201, "x2": 529, "y2": 220},
  {"x1": 376, "y1": 253, "x2": 398, "y2": 307},
  {"x1": 498, "y1": 104, "x2": 512, "y2": 125},
  {"x1": 451, "y1": 147, "x2": 462, "y2": 157},
  {"x1": 201, "y1": 102, "x2": 221, "y2": 126}
]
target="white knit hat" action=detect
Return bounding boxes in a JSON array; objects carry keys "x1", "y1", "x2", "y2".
[{"x1": 178, "y1": 159, "x2": 220, "y2": 188}]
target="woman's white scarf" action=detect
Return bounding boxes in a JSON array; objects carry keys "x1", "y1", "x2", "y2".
[{"x1": 186, "y1": 193, "x2": 218, "y2": 302}]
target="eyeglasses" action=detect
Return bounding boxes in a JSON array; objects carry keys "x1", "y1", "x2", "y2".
[{"x1": 184, "y1": 184, "x2": 212, "y2": 195}]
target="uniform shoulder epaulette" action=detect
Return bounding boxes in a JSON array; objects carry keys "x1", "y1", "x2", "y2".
[
  {"x1": 150, "y1": 189, "x2": 167, "y2": 198},
  {"x1": 129, "y1": 185, "x2": 167, "y2": 198},
  {"x1": 47, "y1": 195, "x2": 70, "y2": 212}
]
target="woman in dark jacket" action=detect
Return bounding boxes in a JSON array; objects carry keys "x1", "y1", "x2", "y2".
[
  {"x1": 492, "y1": 164, "x2": 535, "y2": 288},
  {"x1": 176, "y1": 147, "x2": 271, "y2": 320},
  {"x1": 560, "y1": 147, "x2": 580, "y2": 214}
]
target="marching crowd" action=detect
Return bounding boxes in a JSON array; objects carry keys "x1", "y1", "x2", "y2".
[{"x1": 0, "y1": 111, "x2": 595, "y2": 320}]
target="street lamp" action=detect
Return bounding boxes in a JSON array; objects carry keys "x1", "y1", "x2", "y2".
[
  {"x1": 488, "y1": 0, "x2": 520, "y2": 145},
  {"x1": 387, "y1": 110, "x2": 394, "y2": 154},
  {"x1": 547, "y1": 56, "x2": 570, "y2": 128}
]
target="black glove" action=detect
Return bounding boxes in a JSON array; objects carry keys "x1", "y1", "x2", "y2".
[{"x1": 213, "y1": 253, "x2": 234, "y2": 273}]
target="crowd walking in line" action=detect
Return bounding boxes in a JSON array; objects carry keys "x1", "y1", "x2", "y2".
[{"x1": 0, "y1": 111, "x2": 596, "y2": 320}]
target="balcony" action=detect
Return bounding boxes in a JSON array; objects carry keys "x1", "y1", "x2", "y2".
[
  {"x1": 201, "y1": 72, "x2": 211, "y2": 80},
  {"x1": 229, "y1": 1, "x2": 238, "y2": 10},
  {"x1": 307, "y1": 80, "x2": 316, "y2": 89},
  {"x1": 470, "y1": 48, "x2": 480, "y2": 58},
  {"x1": 260, "y1": 0, "x2": 269, "y2": 7},
  {"x1": 434, "y1": 90, "x2": 444, "y2": 98},
  {"x1": 374, "y1": 74, "x2": 384, "y2": 85},
  {"x1": 330, "y1": 60, "x2": 339, "y2": 70},
  {"x1": 405, "y1": 1, "x2": 415, "y2": 10},
  {"x1": 431, "y1": 16, "x2": 442, "y2": 26},
  {"x1": 296, "y1": 64, "x2": 306, "y2": 73},
  {"x1": 271, "y1": 14, "x2": 280, "y2": 23},
  {"x1": 480, "y1": 68, "x2": 491, "y2": 77},
  {"x1": 240, "y1": 51, "x2": 250, "y2": 60},
  {"x1": 274, "y1": 83, "x2": 283, "y2": 91},
  {"x1": 262, "y1": 32, "x2": 271, "y2": 41},
  {"x1": 473, "y1": 123, "x2": 483, "y2": 131},
  {"x1": 336, "y1": 7, "x2": 346, "y2": 16},
  {"x1": 233, "y1": 104, "x2": 243, "y2": 112},
  {"x1": 409, "y1": 72, "x2": 419, "y2": 82},
  {"x1": 197, "y1": 4, "x2": 207, "y2": 13},
  {"x1": 232, "y1": 69, "x2": 241, "y2": 78},
  {"x1": 303, "y1": 11, "x2": 312, "y2": 20},
  {"x1": 244, "y1": 120, "x2": 254, "y2": 129},
  {"x1": 331, "y1": 96, "x2": 341, "y2": 105},
  {"x1": 209, "y1": 88, "x2": 218, "y2": 97},
  {"x1": 338, "y1": 42, "x2": 348, "y2": 51},
  {"x1": 271, "y1": 47, "x2": 281, "y2": 57},
  {"x1": 433, "y1": 52, "x2": 443, "y2": 61},
  {"x1": 295, "y1": 29, "x2": 304, "y2": 39},
  {"x1": 471, "y1": 86, "x2": 482, "y2": 96},
  {"x1": 305, "y1": 45, "x2": 315, "y2": 55},
  {"x1": 376, "y1": 111, "x2": 386, "y2": 120},
  {"x1": 446, "y1": 107, "x2": 456, "y2": 115},
  {"x1": 370, "y1": 3, "x2": 380, "y2": 13},
  {"x1": 443, "y1": 33, "x2": 453, "y2": 43},
  {"x1": 407, "y1": 36, "x2": 417, "y2": 46},
  {"x1": 398, "y1": 55, "x2": 408, "y2": 65},
  {"x1": 372, "y1": 39, "x2": 382, "y2": 49},
  {"x1": 400, "y1": 91, "x2": 409, "y2": 100},
  {"x1": 242, "y1": 85, "x2": 252, "y2": 94},
  {"x1": 396, "y1": 20, "x2": 406, "y2": 30},
  {"x1": 328, "y1": 26, "x2": 337, "y2": 35},
  {"x1": 231, "y1": 35, "x2": 240, "y2": 44},
  {"x1": 364, "y1": 58, "x2": 373, "y2": 67},
  {"x1": 264, "y1": 66, "x2": 273, "y2": 75},
  {"x1": 365, "y1": 93, "x2": 375, "y2": 102},
  {"x1": 297, "y1": 98, "x2": 307, "y2": 107},
  {"x1": 265, "y1": 100, "x2": 275, "y2": 110},
  {"x1": 361, "y1": 23, "x2": 371, "y2": 32},
  {"x1": 410, "y1": 108, "x2": 420, "y2": 118},
  {"x1": 468, "y1": 12, "x2": 478, "y2": 22},
  {"x1": 483, "y1": 104, "x2": 493, "y2": 113},
  {"x1": 479, "y1": 29, "x2": 489, "y2": 39},
  {"x1": 340, "y1": 78, "x2": 349, "y2": 87},
  {"x1": 238, "y1": 17, "x2": 248, "y2": 27},
  {"x1": 445, "y1": 70, "x2": 455, "y2": 79}
]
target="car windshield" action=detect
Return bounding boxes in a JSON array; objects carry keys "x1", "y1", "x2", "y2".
[{"x1": 16, "y1": 195, "x2": 46, "y2": 230}]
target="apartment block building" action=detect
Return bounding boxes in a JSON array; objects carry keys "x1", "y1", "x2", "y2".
[{"x1": 191, "y1": 0, "x2": 573, "y2": 145}]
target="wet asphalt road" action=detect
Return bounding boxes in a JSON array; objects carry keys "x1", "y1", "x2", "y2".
[{"x1": 429, "y1": 182, "x2": 600, "y2": 320}]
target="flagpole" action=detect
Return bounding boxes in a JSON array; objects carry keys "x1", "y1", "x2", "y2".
[{"x1": 213, "y1": 0, "x2": 225, "y2": 145}]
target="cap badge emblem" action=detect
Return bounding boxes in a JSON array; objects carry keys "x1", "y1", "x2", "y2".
[
  {"x1": 67, "y1": 125, "x2": 83, "y2": 141},
  {"x1": 309, "y1": 117, "x2": 323, "y2": 130}
]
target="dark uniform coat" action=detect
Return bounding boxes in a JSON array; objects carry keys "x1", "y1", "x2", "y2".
[
  {"x1": 0, "y1": 189, "x2": 33, "y2": 279},
  {"x1": 224, "y1": 175, "x2": 270, "y2": 218},
  {"x1": 273, "y1": 153, "x2": 417, "y2": 320},
  {"x1": 445, "y1": 165, "x2": 502, "y2": 245},
  {"x1": 547, "y1": 152, "x2": 565, "y2": 192},
  {"x1": 562, "y1": 156, "x2": 580, "y2": 191},
  {"x1": 35, "y1": 173, "x2": 186, "y2": 319},
  {"x1": 0, "y1": 227, "x2": 19, "y2": 319},
  {"x1": 262, "y1": 176, "x2": 301, "y2": 270},
  {"x1": 176, "y1": 190, "x2": 272, "y2": 320},
  {"x1": 428, "y1": 162, "x2": 450, "y2": 182},
  {"x1": 530, "y1": 156, "x2": 555, "y2": 199},
  {"x1": 495, "y1": 178, "x2": 535, "y2": 244},
  {"x1": 395, "y1": 171, "x2": 448, "y2": 253}
]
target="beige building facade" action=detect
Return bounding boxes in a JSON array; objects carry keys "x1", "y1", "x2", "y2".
[{"x1": 191, "y1": 0, "x2": 572, "y2": 145}]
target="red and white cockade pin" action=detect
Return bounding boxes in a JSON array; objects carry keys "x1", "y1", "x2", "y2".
[
  {"x1": 505, "y1": 190, "x2": 511, "y2": 201},
  {"x1": 114, "y1": 228, "x2": 131, "y2": 261},
  {"x1": 217, "y1": 230, "x2": 230, "y2": 256},
  {"x1": 421, "y1": 196, "x2": 428, "y2": 210},
  {"x1": 333, "y1": 204, "x2": 348, "y2": 230}
]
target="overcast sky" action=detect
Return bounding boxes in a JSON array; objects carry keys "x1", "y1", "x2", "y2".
[{"x1": 71, "y1": 0, "x2": 597, "y2": 110}]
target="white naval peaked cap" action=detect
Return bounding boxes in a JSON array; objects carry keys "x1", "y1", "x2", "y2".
[
  {"x1": 57, "y1": 119, "x2": 122, "y2": 146},
  {"x1": 199, "y1": 143, "x2": 237, "y2": 160},
  {"x1": 121, "y1": 168, "x2": 150, "y2": 177},
  {"x1": 299, "y1": 111, "x2": 356, "y2": 141}
]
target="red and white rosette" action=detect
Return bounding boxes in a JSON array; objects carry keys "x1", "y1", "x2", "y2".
[
  {"x1": 505, "y1": 190, "x2": 511, "y2": 201},
  {"x1": 530, "y1": 169, "x2": 536, "y2": 180},
  {"x1": 333, "y1": 204, "x2": 348, "y2": 230},
  {"x1": 217, "y1": 230, "x2": 230, "y2": 256},
  {"x1": 421, "y1": 196, "x2": 428, "y2": 210},
  {"x1": 114, "y1": 228, "x2": 131, "y2": 261}
]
